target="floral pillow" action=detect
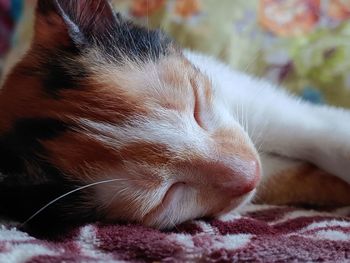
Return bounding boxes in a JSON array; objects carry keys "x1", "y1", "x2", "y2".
[
  {"x1": 113, "y1": 0, "x2": 350, "y2": 108},
  {"x1": 3, "y1": 0, "x2": 350, "y2": 107}
]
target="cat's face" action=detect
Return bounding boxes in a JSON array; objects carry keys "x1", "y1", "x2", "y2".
[{"x1": 0, "y1": 0, "x2": 260, "y2": 229}]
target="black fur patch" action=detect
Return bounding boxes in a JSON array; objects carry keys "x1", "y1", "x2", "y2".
[
  {"x1": 43, "y1": 58, "x2": 76, "y2": 95},
  {"x1": 99, "y1": 16, "x2": 174, "y2": 62},
  {"x1": 0, "y1": 118, "x2": 67, "y2": 178},
  {"x1": 0, "y1": 118, "x2": 96, "y2": 235},
  {"x1": 0, "y1": 181, "x2": 97, "y2": 238},
  {"x1": 41, "y1": 52, "x2": 87, "y2": 97},
  {"x1": 18, "y1": 46, "x2": 88, "y2": 97}
]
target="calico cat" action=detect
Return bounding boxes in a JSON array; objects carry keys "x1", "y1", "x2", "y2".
[{"x1": 1, "y1": 0, "x2": 350, "y2": 234}]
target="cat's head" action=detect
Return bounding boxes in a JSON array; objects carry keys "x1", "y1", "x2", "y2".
[{"x1": 0, "y1": 0, "x2": 261, "y2": 230}]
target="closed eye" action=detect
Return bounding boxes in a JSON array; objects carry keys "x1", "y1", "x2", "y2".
[{"x1": 191, "y1": 79, "x2": 205, "y2": 129}]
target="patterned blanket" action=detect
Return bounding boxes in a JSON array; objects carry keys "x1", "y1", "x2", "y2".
[{"x1": 1, "y1": 205, "x2": 350, "y2": 262}]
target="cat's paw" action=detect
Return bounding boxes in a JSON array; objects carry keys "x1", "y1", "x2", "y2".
[{"x1": 311, "y1": 129, "x2": 350, "y2": 184}]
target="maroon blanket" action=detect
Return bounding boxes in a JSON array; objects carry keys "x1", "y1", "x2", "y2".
[{"x1": 1, "y1": 205, "x2": 350, "y2": 262}]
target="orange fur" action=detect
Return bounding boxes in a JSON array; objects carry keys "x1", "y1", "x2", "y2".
[
  {"x1": 34, "y1": 11, "x2": 72, "y2": 47},
  {"x1": 255, "y1": 164, "x2": 350, "y2": 207},
  {"x1": 0, "y1": 59, "x2": 149, "y2": 134},
  {"x1": 119, "y1": 142, "x2": 171, "y2": 166},
  {"x1": 42, "y1": 132, "x2": 122, "y2": 179},
  {"x1": 213, "y1": 128, "x2": 257, "y2": 161}
]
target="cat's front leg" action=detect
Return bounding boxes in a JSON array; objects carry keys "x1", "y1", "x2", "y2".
[
  {"x1": 256, "y1": 153, "x2": 350, "y2": 206},
  {"x1": 249, "y1": 85, "x2": 350, "y2": 184}
]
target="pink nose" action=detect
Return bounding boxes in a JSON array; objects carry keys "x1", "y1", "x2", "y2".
[
  {"x1": 198, "y1": 158, "x2": 261, "y2": 197},
  {"x1": 220, "y1": 159, "x2": 260, "y2": 196}
]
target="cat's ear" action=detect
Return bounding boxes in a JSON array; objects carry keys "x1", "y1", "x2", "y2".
[{"x1": 34, "y1": 0, "x2": 117, "y2": 47}]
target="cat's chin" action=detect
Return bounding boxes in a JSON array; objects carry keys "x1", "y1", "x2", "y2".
[
  {"x1": 142, "y1": 185, "x2": 257, "y2": 230},
  {"x1": 142, "y1": 182, "x2": 198, "y2": 229},
  {"x1": 216, "y1": 189, "x2": 256, "y2": 216}
]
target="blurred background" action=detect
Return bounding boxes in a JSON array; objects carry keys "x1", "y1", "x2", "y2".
[{"x1": 1, "y1": 0, "x2": 350, "y2": 107}]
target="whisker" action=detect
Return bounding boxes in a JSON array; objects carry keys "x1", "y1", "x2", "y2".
[{"x1": 21, "y1": 178, "x2": 127, "y2": 227}]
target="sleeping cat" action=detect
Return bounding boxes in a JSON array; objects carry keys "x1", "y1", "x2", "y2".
[{"x1": 1, "y1": 0, "x2": 350, "y2": 233}]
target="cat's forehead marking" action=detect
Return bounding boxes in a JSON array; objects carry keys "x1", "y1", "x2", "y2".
[{"x1": 90, "y1": 54, "x2": 208, "y2": 113}]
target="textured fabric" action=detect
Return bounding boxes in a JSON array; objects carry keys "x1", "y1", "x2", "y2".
[{"x1": 1, "y1": 205, "x2": 350, "y2": 262}]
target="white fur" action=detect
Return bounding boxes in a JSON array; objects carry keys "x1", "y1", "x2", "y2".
[{"x1": 185, "y1": 50, "x2": 350, "y2": 183}]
